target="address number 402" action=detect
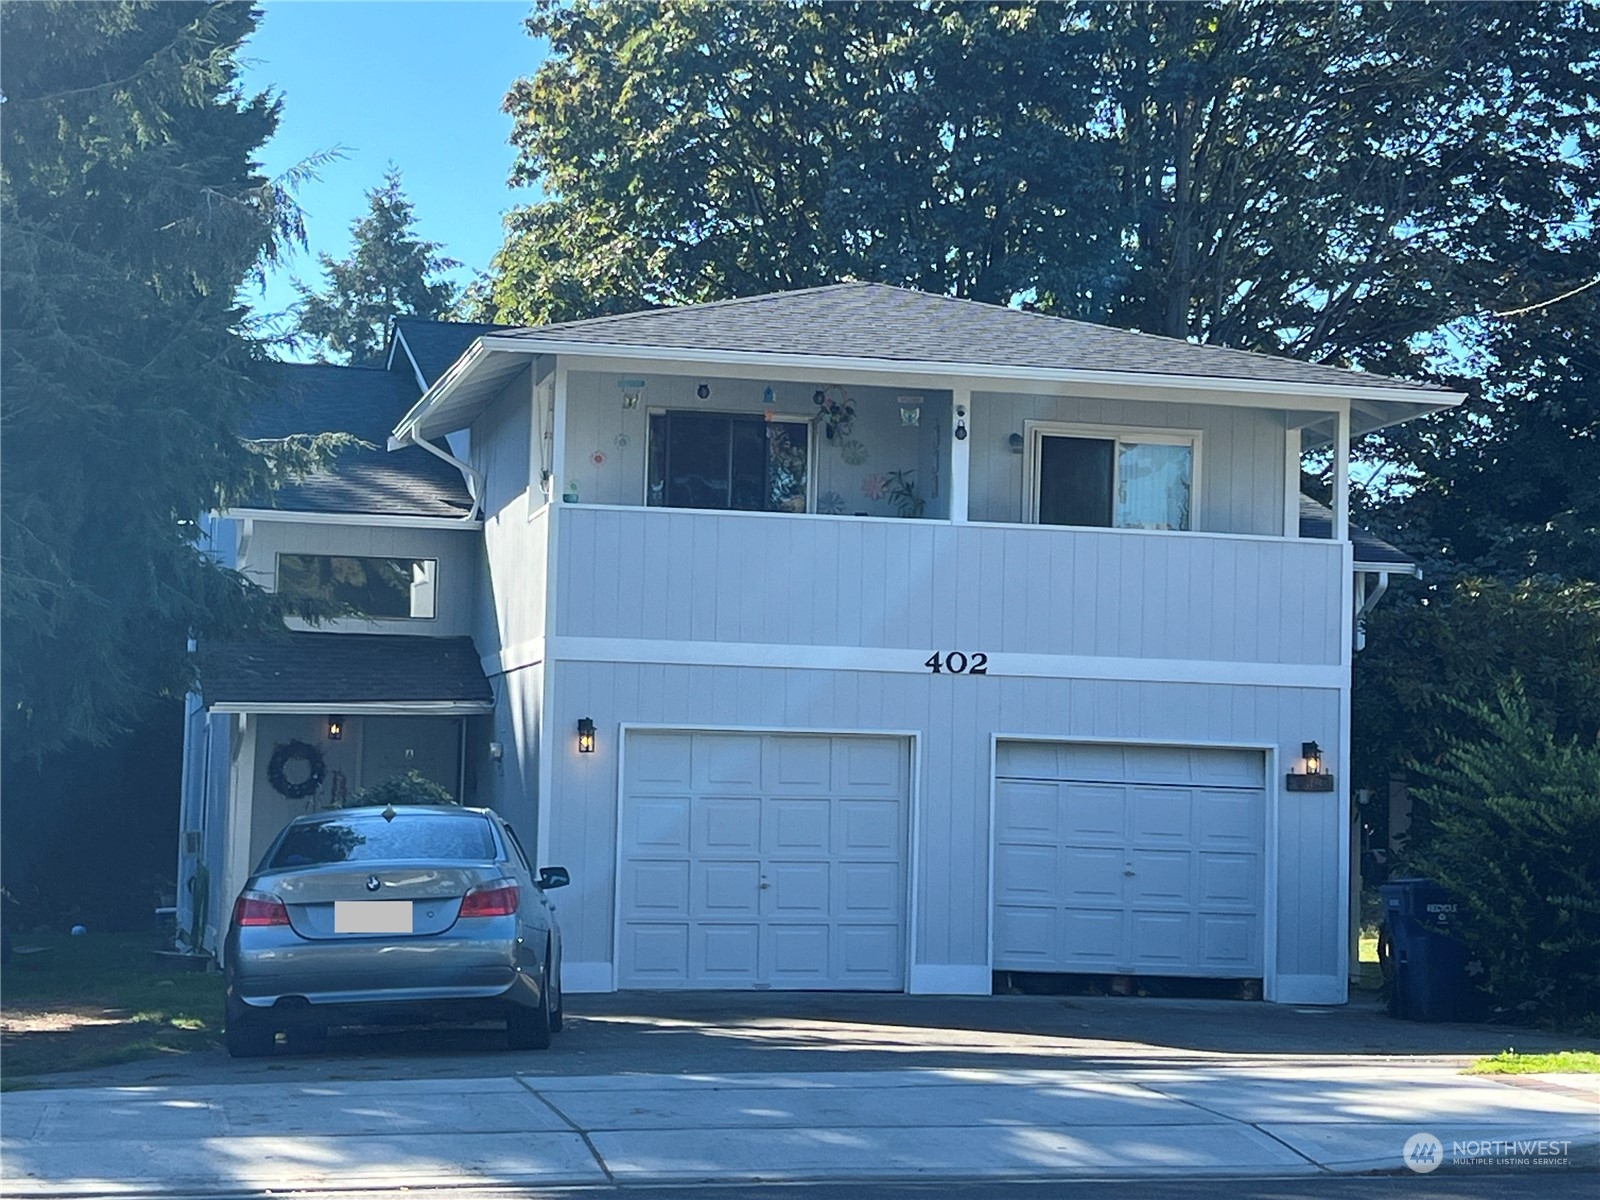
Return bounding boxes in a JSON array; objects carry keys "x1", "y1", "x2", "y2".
[{"x1": 925, "y1": 651, "x2": 988, "y2": 675}]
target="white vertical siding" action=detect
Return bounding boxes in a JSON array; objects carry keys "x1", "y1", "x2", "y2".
[
  {"x1": 967, "y1": 392, "x2": 1288, "y2": 535},
  {"x1": 554, "y1": 507, "x2": 1343, "y2": 665}
]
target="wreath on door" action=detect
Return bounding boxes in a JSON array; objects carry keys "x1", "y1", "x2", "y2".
[{"x1": 267, "y1": 739, "x2": 327, "y2": 799}]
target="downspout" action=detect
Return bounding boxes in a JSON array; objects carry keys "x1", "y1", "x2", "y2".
[
  {"x1": 400, "y1": 430, "x2": 484, "y2": 521},
  {"x1": 1353, "y1": 570, "x2": 1391, "y2": 652}
]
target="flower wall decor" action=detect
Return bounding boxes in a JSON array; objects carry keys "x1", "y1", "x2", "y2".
[
  {"x1": 817, "y1": 490, "x2": 846, "y2": 515},
  {"x1": 812, "y1": 385, "x2": 856, "y2": 440},
  {"x1": 861, "y1": 473, "x2": 887, "y2": 501},
  {"x1": 839, "y1": 438, "x2": 869, "y2": 465}
]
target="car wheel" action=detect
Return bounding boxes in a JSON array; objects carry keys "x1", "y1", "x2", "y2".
[
  {"x1": 225, "y1": 1015, "x2": 277, "y2": 1059},
  {"x1": 507, "y1": 961, "x2": 553, "y2": 1051}
]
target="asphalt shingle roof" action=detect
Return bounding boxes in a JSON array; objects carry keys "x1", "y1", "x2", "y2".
[
  {"x1": 243, "y1": 362, "x2": 473, "y2": 518},
  {"x1": 200, "y1": 633, "x2": 492, "y2": 708},
  {"x1": 1299, "y1": 495, "x2": 1414, "y2": 569},
  {"x1": 393, "y1": 319, "x2": 512, "y2": 386},
  {"x1": 496, "y1": 283, "x2": 1440, "y2": 394}
]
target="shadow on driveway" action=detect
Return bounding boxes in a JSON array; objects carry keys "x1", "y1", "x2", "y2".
[{"x1": 16, "y1": 989, "x2": 1594, "y2": 1090}]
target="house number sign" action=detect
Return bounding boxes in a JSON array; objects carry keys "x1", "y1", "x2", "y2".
[{"x1": 925, "y1": 651, "x2": 988, "y2": 675}]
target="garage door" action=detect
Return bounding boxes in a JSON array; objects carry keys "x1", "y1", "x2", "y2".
[
  {"x1": 619, "y1": 731, "x2": 909, "y2": 990},
  {"x1": 993, "y1": 742, "x2": 1265, "y2": 977}
]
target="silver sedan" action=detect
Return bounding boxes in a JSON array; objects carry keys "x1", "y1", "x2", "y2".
[{"x1": 223, "y1": 805, "x2": 567, "y2": 1057}]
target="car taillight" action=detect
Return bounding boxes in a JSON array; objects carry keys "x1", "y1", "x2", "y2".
[
  {"x1": 459, "y1": 880, "x2": 519, "y2": 918},
  {"x1": 233, "y1": 891, "x2": 289, "y2": 927}
]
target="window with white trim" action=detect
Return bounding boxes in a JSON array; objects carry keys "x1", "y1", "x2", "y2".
[
  {"x1": 646, "y1": 411, "x2": 810, "y2": 512},
  {"x1": 276, "y1": 554, "x2": 438, "y2": 619},
  {"x1": 1027, "y1": 424, "x2": 1199, "y2": 531}
]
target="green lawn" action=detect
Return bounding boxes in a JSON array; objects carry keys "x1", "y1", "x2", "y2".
[
  {"x1": 1, "y1": 932, "x2": 222, "y2": 1087},
  {"x1": 1466, "y1": 1050, "x2": 1600, "y2": 1075}
]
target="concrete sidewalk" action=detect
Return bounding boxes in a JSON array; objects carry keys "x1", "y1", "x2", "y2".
[{"x1": 3, "y1": 1064, "x2": 1595, "y2": 1195}]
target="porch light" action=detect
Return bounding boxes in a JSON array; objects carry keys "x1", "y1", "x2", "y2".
[
  {"x1": 326, "y1": 715, "x2": 345, "y2": 741},
  {"x1": 1302, "y1": 741, "x2": 1323, "y2": 774},
  {"x1": 577, "y1": 717, "x2": 596, "y2": 754},
  {"x1": 1286, "y1": 740, "x2": 1334, "y2": 793},
  {"x1": 954, "y1": 404, "x2": 968, "y2": 441}
]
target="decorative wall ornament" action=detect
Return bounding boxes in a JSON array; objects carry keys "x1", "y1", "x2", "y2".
[
  {"x1": 817, "y1": 490, "x2": 846, "y2": 515},
  {"x1": 838, "y1": 438, "x2": 869, "y2": 466},
  {"x1": 267, "y1": 739, "x2": 326, "y2": 800},
  {"x1": 861, "y1": 473, "x2": 887, "y2": 501},
  {"x1": 812, "y1": 385, "x2": 856, "y2": 440}
]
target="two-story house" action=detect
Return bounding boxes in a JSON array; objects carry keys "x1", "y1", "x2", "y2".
[{"x1": 179, "y1": 284, "x2": 1459, "y2": 1006}]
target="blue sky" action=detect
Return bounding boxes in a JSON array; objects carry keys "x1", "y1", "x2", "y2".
[{"x1": 237, "y1": 1, "x2": 544, "y2": 331}]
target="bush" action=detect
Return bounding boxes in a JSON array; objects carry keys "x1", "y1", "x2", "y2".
[
  {"x1": 1409, "y1": 687, "x2": 1600, "y2": 1026},
  {"x1": 345, "y1": 770, "x2": 456, "y2": 808}
]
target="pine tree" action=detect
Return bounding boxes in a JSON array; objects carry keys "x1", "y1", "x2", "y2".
[{"x1": 295, "y1": 168, "x2": 459, "y2": 365}]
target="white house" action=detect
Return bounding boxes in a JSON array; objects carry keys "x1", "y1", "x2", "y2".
[{"x1": 178, "y1": 284, "x2": 1461, "y2": 1005}]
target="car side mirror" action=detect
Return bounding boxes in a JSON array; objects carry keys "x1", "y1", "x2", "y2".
[{"x1": 537, "y1": 866, "x2": 570, "y2": 890}]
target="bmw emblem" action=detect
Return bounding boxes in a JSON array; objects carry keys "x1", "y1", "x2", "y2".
[{"x1": 365, "y1": 875, "x2": 381, "y2": 892}]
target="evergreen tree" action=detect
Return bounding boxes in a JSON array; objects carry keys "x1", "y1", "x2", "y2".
[
  {"x1": 1, "y1": 1, "x2": 337, "y2": 756},
  {"x1": 295, "y1": 168, "x2": 459, "y2": 365}
]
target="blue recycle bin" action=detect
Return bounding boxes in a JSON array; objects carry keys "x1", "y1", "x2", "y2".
[{"x1": 1380, "y1": 878, "x2": 1473, "y2": 1021}]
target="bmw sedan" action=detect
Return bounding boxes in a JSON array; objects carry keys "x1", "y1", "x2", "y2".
[{"x1": 223, "y1": 804, "x2": 568, "y2": 1057}]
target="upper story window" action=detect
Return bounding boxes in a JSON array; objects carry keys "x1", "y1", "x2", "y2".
[
  {"x1": 647, "y1": 411, "x2": 809, "y2": 513},
  {"x1": 276, "y1": 553, "x2": 438, "y2": 619},
  {"x1": 1027, "y1": 423, "x2": 1198, "y2": 532}
]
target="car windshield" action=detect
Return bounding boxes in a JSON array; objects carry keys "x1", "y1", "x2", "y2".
[{"x1": 267, "y1": 812, "x2": 497, "y2": 869}]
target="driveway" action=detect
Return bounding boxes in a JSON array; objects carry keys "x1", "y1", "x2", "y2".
[{"x1": 15, "y1": 990, "x2": 1593, "y2": 1089}]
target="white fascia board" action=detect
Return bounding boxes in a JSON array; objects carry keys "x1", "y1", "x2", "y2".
[
  {"x1": 392, "y1": 327, "x2": 431, "y2": 394},
  {"x1": 205, "y1": 701, "x2": 494, "y2": 715},
  {"x1": 474, "y1": 335, "x2": 1467, "y2": 410},
  {"x1": 1354, "y1": 560, "x2": 1419, "y2": 577},
  {"x1": 214, "y1": 508, "x2": 482, "y2": 531},
  {"x1": 392, "y1": 338, "x2": 492, "y2": 439}
]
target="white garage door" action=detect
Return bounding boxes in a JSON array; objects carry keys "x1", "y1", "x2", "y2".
[
  {"x1": 619, "y1": 731, "x2": 909, "y2": 990},
  {"x1": 994, "y1": 742, "x2": 1265, "y2": 977}
]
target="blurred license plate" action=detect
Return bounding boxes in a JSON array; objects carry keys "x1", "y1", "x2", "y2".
[{"x1": 334, "y1": 901, "x2": 412, "y2": 934}]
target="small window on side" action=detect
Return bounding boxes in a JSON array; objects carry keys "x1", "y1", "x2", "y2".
[{"x1": 277, "y1": 554, "x2": 438, "y2": 619}]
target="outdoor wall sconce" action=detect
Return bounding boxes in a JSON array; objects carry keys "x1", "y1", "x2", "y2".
[
  {"x1": 1287, "y1": 740, "x2": 1334, "y2": 792},
  {"x1": 577, "y1": 717, "x2": 597, "y2": 754},
  {"x1": 326, "y1": 715, "x2": 345, "y2": 741},
  {"x1": 954, "y1": 404, "x2": 968, "y2": 440},
  {"x1": 1008, "y1": 432, "x2": 1025, "y2": 454}
]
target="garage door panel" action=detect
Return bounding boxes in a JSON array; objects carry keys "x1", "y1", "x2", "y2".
[
  {"x1": 836, "y1": 799, "x2": 899, "y2": 855},
  {"x1": 1130, "y1": 787, "x2": 1192, "y2": 844},
  {"x1": 1199, "y1": 914, "x2": 1257, "y2": 968},
  {"x1": 1199, "y1": 852, "x2": 1260, "y2": 906},
  {"x1": 768, "y1": 924, "x2": 830, "y2": 981},
  {"x1": 996, "y1": 781, "x2": 1059, "y2": 841},
  {"x1": 629, "y1": 796, "x2": 690, "y2": 851},
  {"x1": 995, "y1": 742, "x2": 1264, "y2": 977},
  {"x1": 995, "y1": 844, "x2": 1057, "y2": 897},
  {"x1": 626, "y1": 924, "x2": 690, "y2": 980},
  {"x1": 769, "y1": 861, "x2": 830, "y2": 914},
  {"x1": 1062, "y1": 783, "x2": 1126, "y2": 842},
  {"x1": 697, "y1": 734, "x2": 763, "y2": 790},
  {"x1": 1128, "y1": 910, "x2": 1193, "y2": 967},
  {"x1": 837, "y1": 925, "x2": 900, "y2": 980},
  {"x1": 699, "y1": 861, "x2": 760, "y2": 915},
  {"x1": 1127, "y1": 850, "x2": 1193, "y2": 905},
  {"x1": 767, "y1": 735, "x2": 833, "y2": 792},
  {"x1": 995, "y1": 905, "x2": 1057, "y2": 961},
  {"x1": 696, "y1": 924, "x2": 761, "y2": 980},
  {"x1": 1195, "y1": 790, "x2": 1264, "y2": 847},
  {"x1": 625, "y1": 860, "x2": 690, "y2": 916},
  {"x1": 627, "y1": 733, "x2": 693, "y2": 789},
  {"x1": 1061, "y1": 846, "x2": 1123, "y2": 900},
  {"x1": 1059, "y1": 909, "x2": 1122, "y2": 965},
  {"x1": 622, "y1": 732, "x2": 907, "y2": 990},
  {"x1": 767, "y1": 798, "x2": 830, "y2": 855},
  {"x1": 839, "y1": 861, "x2": 899, "y2": 914},
  {"x1": 697, "y1": 798, "x2": 761, "y2": 854}
]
